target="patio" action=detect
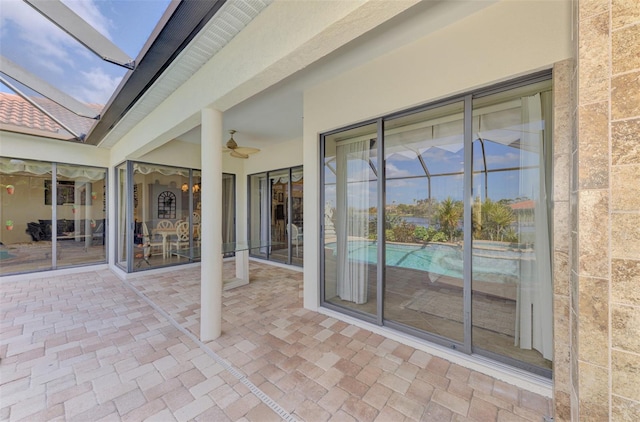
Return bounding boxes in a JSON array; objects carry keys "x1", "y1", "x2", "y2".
[{"x1": 0, "y1": 261, "x2": 551, "y2": 421}]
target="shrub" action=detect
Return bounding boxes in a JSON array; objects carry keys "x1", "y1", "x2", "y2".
[
  {"x1": 413, "y1": 226, "x2": 429, "y2": 241},
  {"x1": 430, "y1": 231, "x2": 448, "y2": 242},
  {"x1": 385, "y1": 229, "x2": 395, "y2": 242}
]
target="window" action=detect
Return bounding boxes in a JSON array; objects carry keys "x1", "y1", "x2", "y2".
[
  {"x1": 157, "y1": 191, "x2": 177, "y2": 219},
  {"x1": 321, "y1": 72, "x2": 553, "y2": 377}
]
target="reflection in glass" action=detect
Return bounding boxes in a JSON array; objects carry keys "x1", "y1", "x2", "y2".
[
  {"x1": 221, "y1": 173, "x2": 235, "y2": 255},
  {"x1": 383, "y1": 102, "x2": 465, "y2": 342},
  {"x1": 249, "y1": 173, "x2": 268, "y2": 259},
  {"x1": 290, "y1": 167, "x2": 303, "y2": 266},
  {"x1": 248, "y1": 167, "x2": 303, "y2": 266},
  {"x1": 117, "y1": 163, "x2": 128, "y2": 269},
  {"x1": 129, "y1": 163, "x2": 194, "y2": 271},
  {"x1": 0, "y1": 158, "x2": 106, "y2": 275},
  {"x1": 0, "y1": 158, "x2": 54, "y2": 275},
  {"x1": 55, "y1": 164, "x2": 107, "y2": 268},
  {"x1": 321, "y1": 76, "x2": 554, "y2": 376},
  {"x1": 270, "y1": 170, "x2": 289, "y2": 264},
  {"x1": 471, "y1": 81, "x2": 553, "y2": 369},
  {"x1": 323, "y1": 123, "x2": 378, "y2": 317}
]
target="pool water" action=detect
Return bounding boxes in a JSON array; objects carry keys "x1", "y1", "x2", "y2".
[
  {"x1": 326, "y1": 240, "x2": 523, "y2": 280},
  {"x1": 0, "y1": 250, "x2": 16, "y2": 260}
]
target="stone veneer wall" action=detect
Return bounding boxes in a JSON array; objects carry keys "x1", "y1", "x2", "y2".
[
  {"x1": 552, "y1": 58, "x2": 574, "y2": 422},
  {"x1": 569, "y1": 0, "x2": 640, "y2": 421}
]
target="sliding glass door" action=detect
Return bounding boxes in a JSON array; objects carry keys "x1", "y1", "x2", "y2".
[
  {"x1": 471, "y1": 85, "x2": 553, "y2": 367},
  {"x1": 0, "y1": 158, "x2": 107, "y2": 276},
  {"x1": 323, "y1": 123, "x2": 379, "y2": 319},
  {"x1": 321, "y1": 73, "x2": 553, "y2": 377},
  {"x1": 222, "y1": 173, "x2": 236, "y2": 250},
  {"x1": 270, "y1": 169, "x2": 289, "y2": 264},
  {"x1": 248, "y1": 166, "x2": 303, "y2": 266},
  {"x1": 383, "y1": 101, "x2": 465, "y2": 344},
  {"x1": 55, "y1": 164, "x2": 107, "y2": 269}
]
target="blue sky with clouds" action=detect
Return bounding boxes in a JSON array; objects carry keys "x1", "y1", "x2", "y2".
[{"x1": 1, "y1": 0, "x2": 170, "y2": 105}]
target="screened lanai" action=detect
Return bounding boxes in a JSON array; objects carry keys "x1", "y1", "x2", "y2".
[{"x1": 0, "y1": 0, "x2": 241, "y2": 145}]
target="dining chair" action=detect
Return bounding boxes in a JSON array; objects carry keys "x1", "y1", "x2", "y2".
[
  {"x1": 142, "y1": 222, "x2": 164, "y2": 257},
  {"x1": 292, "y1": 223, "x2": 303, "y2": 257},
  {"x1": 170, "y1": 221, "x2": 191, "y2": 255},
  {"x1": 156, "y1": 219, "x2": 173, "y2": 229}
]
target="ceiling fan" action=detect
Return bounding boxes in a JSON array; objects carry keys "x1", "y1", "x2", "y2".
[{"x1": 224, "y1": 130, "x2": 260, "y2": 159}]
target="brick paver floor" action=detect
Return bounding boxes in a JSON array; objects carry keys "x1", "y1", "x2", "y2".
[{"x1": 1, "y1": 261, "x2": 552, "y2": 421}]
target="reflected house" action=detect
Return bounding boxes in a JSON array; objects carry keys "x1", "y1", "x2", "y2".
[{"x1": 1, "y1": 1, "x2": 638, "y2": 420}]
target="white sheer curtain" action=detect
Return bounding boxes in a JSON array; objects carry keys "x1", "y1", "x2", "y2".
[
  {"x1": 515, "y1": 93, "x2": 553, "y2": 360},
  {"x1": 260, "y1": 177, "x2": 269, "y2": 254},
  {"x1": 336, "y1": 139, "x2": 371, "y2": 304},
  {"x1": 222, "y1": 175, "x2": 234, "y2": 244}
]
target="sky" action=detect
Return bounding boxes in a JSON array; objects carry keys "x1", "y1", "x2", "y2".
[
  {"x1": 0, "y1": 0, "x2": 171, "y2": 105},
  {"x1": 324, "y1": 139, "x2": 541, "y2": 208}
]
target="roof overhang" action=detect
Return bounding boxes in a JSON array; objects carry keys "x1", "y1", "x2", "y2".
[{"x1": 83, "y1": 0, "x2": 227, "y2": 146}]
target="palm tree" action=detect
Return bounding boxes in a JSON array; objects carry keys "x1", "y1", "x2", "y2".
[
  {"x1": 482, "y1": 199, "x2": 514, "y2": 241},
  {"x1": 436, "y1": 197, "x2": 463, "y2": 242},
  {"x1": 472, "y1": 196, "x2": 482, "y2": 239}
]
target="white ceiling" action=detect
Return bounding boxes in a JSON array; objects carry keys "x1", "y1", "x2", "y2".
[{"x1": 174, "y1": 0, "x2": 495, "y2": 148}]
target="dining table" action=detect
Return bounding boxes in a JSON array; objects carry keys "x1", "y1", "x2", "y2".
[
  {"x1": 151, "y1": 227, "x2": 176, "y2": 258},
  {"x1": 170, "y1": 240, "x2": 285, "y2": 290}
]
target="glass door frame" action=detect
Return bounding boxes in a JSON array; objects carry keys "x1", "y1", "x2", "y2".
[
  {"x1": 247, "y1": 165, "x2": 303, "y2": 267},
  {"x1": 116, "y1": 160, "x2": 210, "y2": 272},
  {"x1": 319, "y1": 70, "x2": 553, "y2": 378}
]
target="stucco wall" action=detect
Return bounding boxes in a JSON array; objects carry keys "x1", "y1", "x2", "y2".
[
  {"x1": 243, "y1": 137, "x2": 303, "y2": 176},
  {"x1": 0, "y1": 132, "x2": 110, "y2": 168}
]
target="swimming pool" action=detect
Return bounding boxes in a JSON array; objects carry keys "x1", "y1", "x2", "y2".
[
  {"x1": 0, "y1": 250, "x2": 16, "y2": 260},
  {"x1": 325, "y1": 240, "x2": 523, "y2": 281}
]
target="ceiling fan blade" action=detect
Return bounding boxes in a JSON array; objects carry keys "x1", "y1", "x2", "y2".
[
  {"x1": 234, "y1": 146, "x2": 260, "y2": 155},
  {"x1": 230, "y1": 150, "x2": 249, "y2": 159}
]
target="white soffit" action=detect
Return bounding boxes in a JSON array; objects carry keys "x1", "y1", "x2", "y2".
[{"x1": 98, "y1": 0, "x2": 272, "y2": 148}]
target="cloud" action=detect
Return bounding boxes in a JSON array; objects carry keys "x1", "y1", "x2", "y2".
[
  {"x1": 75, "y1": 67, "x2": 122, "y2": 104},
  {"x1": 2, "y1": 0, "x2": 118, "y2": 102},
  {"x1": 1, "y1": 0, "x2": 76, "y2": 72},
  {"x1": 386, "y1": 163, "x2": 413, "y2": 178},
  {"x1": 485, "y1": 152, "x2": 521, "y2": 166},
  {"x1": 61, "y1": 0, "x2": 113, "y2": 40}
]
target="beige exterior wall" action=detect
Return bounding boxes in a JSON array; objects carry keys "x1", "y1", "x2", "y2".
[
  {"x1": 0, "y1": 131, "x2": 110, "y2": 168},
  {"x1": 570, "y1": 0, "x2": 640, "y2": 421}
]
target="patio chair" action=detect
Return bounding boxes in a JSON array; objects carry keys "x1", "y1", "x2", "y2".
[
  {"x1": 156, "y1": 219, "x2": 173, "y2": 230},
  {"x1": 134, "y1": 222, "x2": 150, "y2": 268},
  {"x1": 292, "y1": 223, "x2": 303, "y2": 257},
  {"x1": 142, "y1": 222, "x2": 164, "y2": 257},
  {"x1": 170, "y1": 221, "x2": 191, "y2": 256}
]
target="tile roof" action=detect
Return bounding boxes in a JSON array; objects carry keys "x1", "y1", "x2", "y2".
[
  {"x1": 510, "y1": 199, "x2": 535, "y2": 210},
  {"x1": 0, "y1": 92, "x2": 101, "y2": 140}
]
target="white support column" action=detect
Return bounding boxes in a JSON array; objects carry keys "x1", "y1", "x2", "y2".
[{"x1": 200, "y1": 107, "x2": 223, "y2": 341}]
